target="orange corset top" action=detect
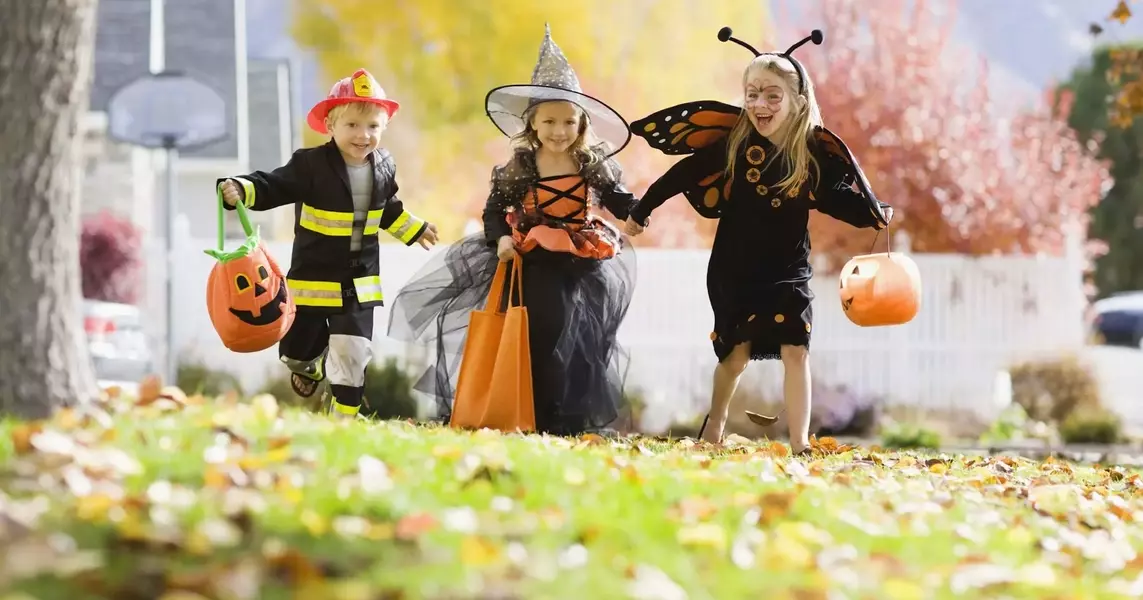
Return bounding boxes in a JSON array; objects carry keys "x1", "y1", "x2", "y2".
[
  {"x1": 508, "y1": 174, "x2": 622, "y2": 260},
  {"x1": 524, "y1": 174, "x2": 589, "y2": 231}
]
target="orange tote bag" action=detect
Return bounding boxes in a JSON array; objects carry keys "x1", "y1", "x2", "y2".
[{"x1": 450, "y1": 259, "x2": 536, "y2": 432}]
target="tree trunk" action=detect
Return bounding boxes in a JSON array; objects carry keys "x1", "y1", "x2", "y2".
[{"x1": 0, "y1": 0, "x2": 100, "y2": 419}]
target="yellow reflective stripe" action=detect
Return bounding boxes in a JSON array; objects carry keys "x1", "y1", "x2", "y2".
[
  {"x1": 386, "y1": 211, "x2": 425, "y2": 244},
  {"x1": 300, "y1": 203, "x2": 354, "y2": 236},
  {"x1": 231, "y1": 177, "x2": 256, "y2": 208},
  {"x1": 287, "y1": 279, "x2": 343, "y2": 307},
  {"x1": 363, "y1": 209, "x2": 384, "y2": 235},
  {"x1": 353, "y1": 275, "x2": 383, "y2": 304},
  {"x1": 331, "y1": 399, "x2": 359, "y2": 416}
]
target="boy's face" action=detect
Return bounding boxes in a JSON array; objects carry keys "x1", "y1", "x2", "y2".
[{"x1": 327, "y1": 104, "x2": 388, "y2": 163}]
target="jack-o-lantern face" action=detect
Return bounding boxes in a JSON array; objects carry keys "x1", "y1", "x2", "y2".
[
  {"x1": 838, "y1": 252, "x2": 922, "y2": 327},
  {"x1": 229, "y1": 262, "x2": 288, "y2": 325},
  {"x1": 206, "y1": 242, "x2": 296, "y2": 353}
]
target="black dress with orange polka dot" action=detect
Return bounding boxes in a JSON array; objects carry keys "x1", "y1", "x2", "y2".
[{"x1": 629, "y1": 127, "x2": 890, "y2": 362}]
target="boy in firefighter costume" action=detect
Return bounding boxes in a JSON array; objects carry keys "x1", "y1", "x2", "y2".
[
  {"x1": 219, "y1": 68, "x2": 438, "y2": 419},
  {"x1": 624, "y1": 28, "x2": 894, "y2": 451},
  {"x1": 388, "y1": 25, "x2": 639, "y2": 436}
]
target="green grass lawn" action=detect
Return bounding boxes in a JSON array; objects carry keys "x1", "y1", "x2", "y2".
[{"x1": 2, "y1": 390, "x2": 1143, "y2": 600}]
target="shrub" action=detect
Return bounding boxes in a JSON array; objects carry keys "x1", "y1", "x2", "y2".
[
  {"x1": 80, "y1": 211, "x2": 142, "y2": 304},
  {"x1": 257, "y1": 357, "x2": 418, "y2": 419},
  {"x1": 880, "y1": 422, "x2": 942, "y2": 450},
  {"x1": 361, "y1": 357, "x2": 419, "y2": 421},
  {"x1": 813, "y1": 383, "x2": 881, "y2": 438},
  {"x1": 177, "y1": 360, "x2": 244, "y2": 397},
  {"x1": 617, "y1": 387, "x2": 648, "y2": 434},
  {"x1": 1059, "y1": 410, "x2": 1123, "y2": 444},
  {"x1": 1009, "y1": 355, "x2": 1101, "y2": 423}
]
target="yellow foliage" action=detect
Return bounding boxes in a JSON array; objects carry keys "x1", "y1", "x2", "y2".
[{"x1": 290, "y1": 0, "x2": 773, "y2": 240}]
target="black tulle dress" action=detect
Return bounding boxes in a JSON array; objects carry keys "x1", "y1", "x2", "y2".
[{"x1": 387, "y1": 149, "x2": 638, "y2": 435}]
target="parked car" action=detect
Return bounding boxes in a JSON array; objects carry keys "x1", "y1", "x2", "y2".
[
  {"x1": 1088, "y1": 291, "x2": 1143, "y2": 349},
  {"x1": 83, "y1": 299, "x2": 154, "y2": 396}
]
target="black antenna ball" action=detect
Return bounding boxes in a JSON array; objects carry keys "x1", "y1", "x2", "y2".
[
  {"x1": 811, "y1": 29, "x2": 824, "y2": 44},
  {"x1": 717, "y1": 27, "x2": 733, "y2": 42}
]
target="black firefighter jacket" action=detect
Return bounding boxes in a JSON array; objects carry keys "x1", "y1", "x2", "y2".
[{"x1": 219, "y1": 139, "x2": 427, "y2": 314}]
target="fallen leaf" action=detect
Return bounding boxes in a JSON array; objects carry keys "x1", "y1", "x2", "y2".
[
  {"x1": 395, "y1": 513, "x2": 437, "y2": 541},
  {"x1": 574, "y1": 433, "x2": 606, "y2": 449},
  {"x1": 676, "y1": 523, "x2": 726, "y2": 550},
  {"x1": 758, "y1": 490, "x2": 798, "y2": 525},
  {"x1": 10, "y1": 423, "x2": 42, "y2": 455},
  {"x1": 459, "y1": 535, "x2": 502, "y2": 566},
  {"x1": 564, "y1": 467, "x2": 586, "y2": 486},
  {"x1": 766, "y1": 441, "x2": 790, "y2": 458}
]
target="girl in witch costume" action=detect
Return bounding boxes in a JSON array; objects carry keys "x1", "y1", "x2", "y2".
[
  {"x1": 388, "y1": 25, "x2": 639, "y2": 436},
  {"x1": 219, "y1": 68, "x2": 439, "y2": 420},
  {"x1": 623, "y1": 28, "x2": 894, "y2": 451}
]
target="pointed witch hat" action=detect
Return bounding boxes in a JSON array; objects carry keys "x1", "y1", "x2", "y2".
[{"x1": 485, "y1": 23, "x2": 631, "y2": 157}]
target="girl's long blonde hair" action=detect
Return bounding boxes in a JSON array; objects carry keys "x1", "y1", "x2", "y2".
[
  {"x1": 724, "y1": 55, "x2": 823, "y2": 197},
  {"x1": 508, "y1": 100, "x2": 602, "y2": 169}
]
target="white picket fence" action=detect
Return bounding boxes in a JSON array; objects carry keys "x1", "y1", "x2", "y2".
[{"x1": 137, "y1": 217, "x2": 1137, "y2": 428}]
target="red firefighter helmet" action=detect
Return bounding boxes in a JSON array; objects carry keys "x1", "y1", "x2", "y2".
[{"x1": 306, "y1": 68, "x2": 400, "y2": 134}]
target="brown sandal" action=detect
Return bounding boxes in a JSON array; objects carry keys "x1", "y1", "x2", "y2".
[{"x1": 290, "y1": 373, "x2": 320, "y2": 398}]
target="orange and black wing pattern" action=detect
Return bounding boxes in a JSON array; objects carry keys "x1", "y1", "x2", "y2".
[
  {"x1": 813, "y1": 126, "x2": 889, "y2": 226},
  {"x1": 629, "y1": 100, "x2": 740, "y2": 156},
  {"x1": 631, "y1": 101, "x2": 740, "y2": 219},
  {"x1": 683, "y1": 170, "x2": 733, "y2": 219}
]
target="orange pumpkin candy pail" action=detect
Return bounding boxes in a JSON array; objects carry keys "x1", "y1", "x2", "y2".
[
  {"x1": 838, "y1": 251, "x2": 921, "y2": 327},
  {"x1": 204, "y1": 186, "x2": 296, "y2": 353}
]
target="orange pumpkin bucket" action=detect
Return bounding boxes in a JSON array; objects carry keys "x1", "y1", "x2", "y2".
[
  {"x1": 838, "y1": 249, "x2": 922, "y2": 327},
  {"x1": 203, "y1": 186, "x2": 296, "y2": 352}
]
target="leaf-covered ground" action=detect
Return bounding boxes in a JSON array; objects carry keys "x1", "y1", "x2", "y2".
[{"x1": 3, "y1": 390, "x2": 1143, "y2": 600}]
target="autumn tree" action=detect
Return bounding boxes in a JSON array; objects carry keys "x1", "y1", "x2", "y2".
[
  {"x1": 1090, "y1": 1, "x2": 1143, "y2": 125},
  {"x1": 0, "y1": 0, "x2": 101, "y2": 418},
  {"x1": 289, "y1": 0, "x2": 766, "y2": 243},
  {"x1": 781, "y1": 0, "x2": 1111, "y2": 270},
  {"x1": 1060, "y1": 45, "x2": 1143, "y2": 297}
]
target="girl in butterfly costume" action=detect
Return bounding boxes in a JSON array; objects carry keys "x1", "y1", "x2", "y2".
[
  {"x1": 624, "y1": 28, "x2": 895, "y2": 451},
  {"x1": 388, "y1": 25, "x2": 639, "y2": 436}
]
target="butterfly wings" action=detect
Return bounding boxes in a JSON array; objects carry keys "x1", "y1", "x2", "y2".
[
  {"x1": 812, "y1": 126, "x2": 889, "y2": 227},
  {"x1": 630, "y1": 100, "x2": 740, "y2": 155},
  {"x1": 630, "y1": 100, "x2": 740, "y2": 218}
]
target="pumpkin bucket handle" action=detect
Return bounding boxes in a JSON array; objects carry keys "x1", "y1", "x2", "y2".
[
  {"x1": 203, "y1": 183, "x2": 260, "y2": 263},
  {"x1": 867, "y1": 221, "x2": 893, "y2": 257}
]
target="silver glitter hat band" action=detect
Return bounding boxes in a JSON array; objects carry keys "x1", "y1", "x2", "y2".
[{"x1": 485, "y1": 24, "x2": 632, "y2": 158}]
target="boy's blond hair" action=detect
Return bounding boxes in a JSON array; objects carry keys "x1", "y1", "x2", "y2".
[
  {"x1": 326, "y1": 102, "x2": 389, "y2": 128},
  {"x1": 724, "y1": 55, "x2": 823, "y2": 197}
]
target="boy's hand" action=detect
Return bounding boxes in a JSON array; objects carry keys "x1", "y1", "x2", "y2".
[
  {"x1": 496, "y1": 235, "x2": 517, "y2": 262},
  {"x1": 417, "y1": 223, "x2": 439, "y2": 249},
  {"x1": 624, "y1": 216, "x2": 647, "y2": 237},
  {"x1": 220, "y1": 179, "x2": 241, "y2": 207}
]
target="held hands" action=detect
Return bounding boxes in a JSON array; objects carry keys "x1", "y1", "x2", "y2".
[
  {"x1": 496, "y1": 235, "x2": 518, "y2": 262},
  {"x1": 417, "y1": 223, "x2": 439, "y2": 249},
  {"x1": 220, "y1": 179, "x2": 241, "y2": 207},
  {"x1": 624, "y1": 216, "x2": 648, "y2": 237}
]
